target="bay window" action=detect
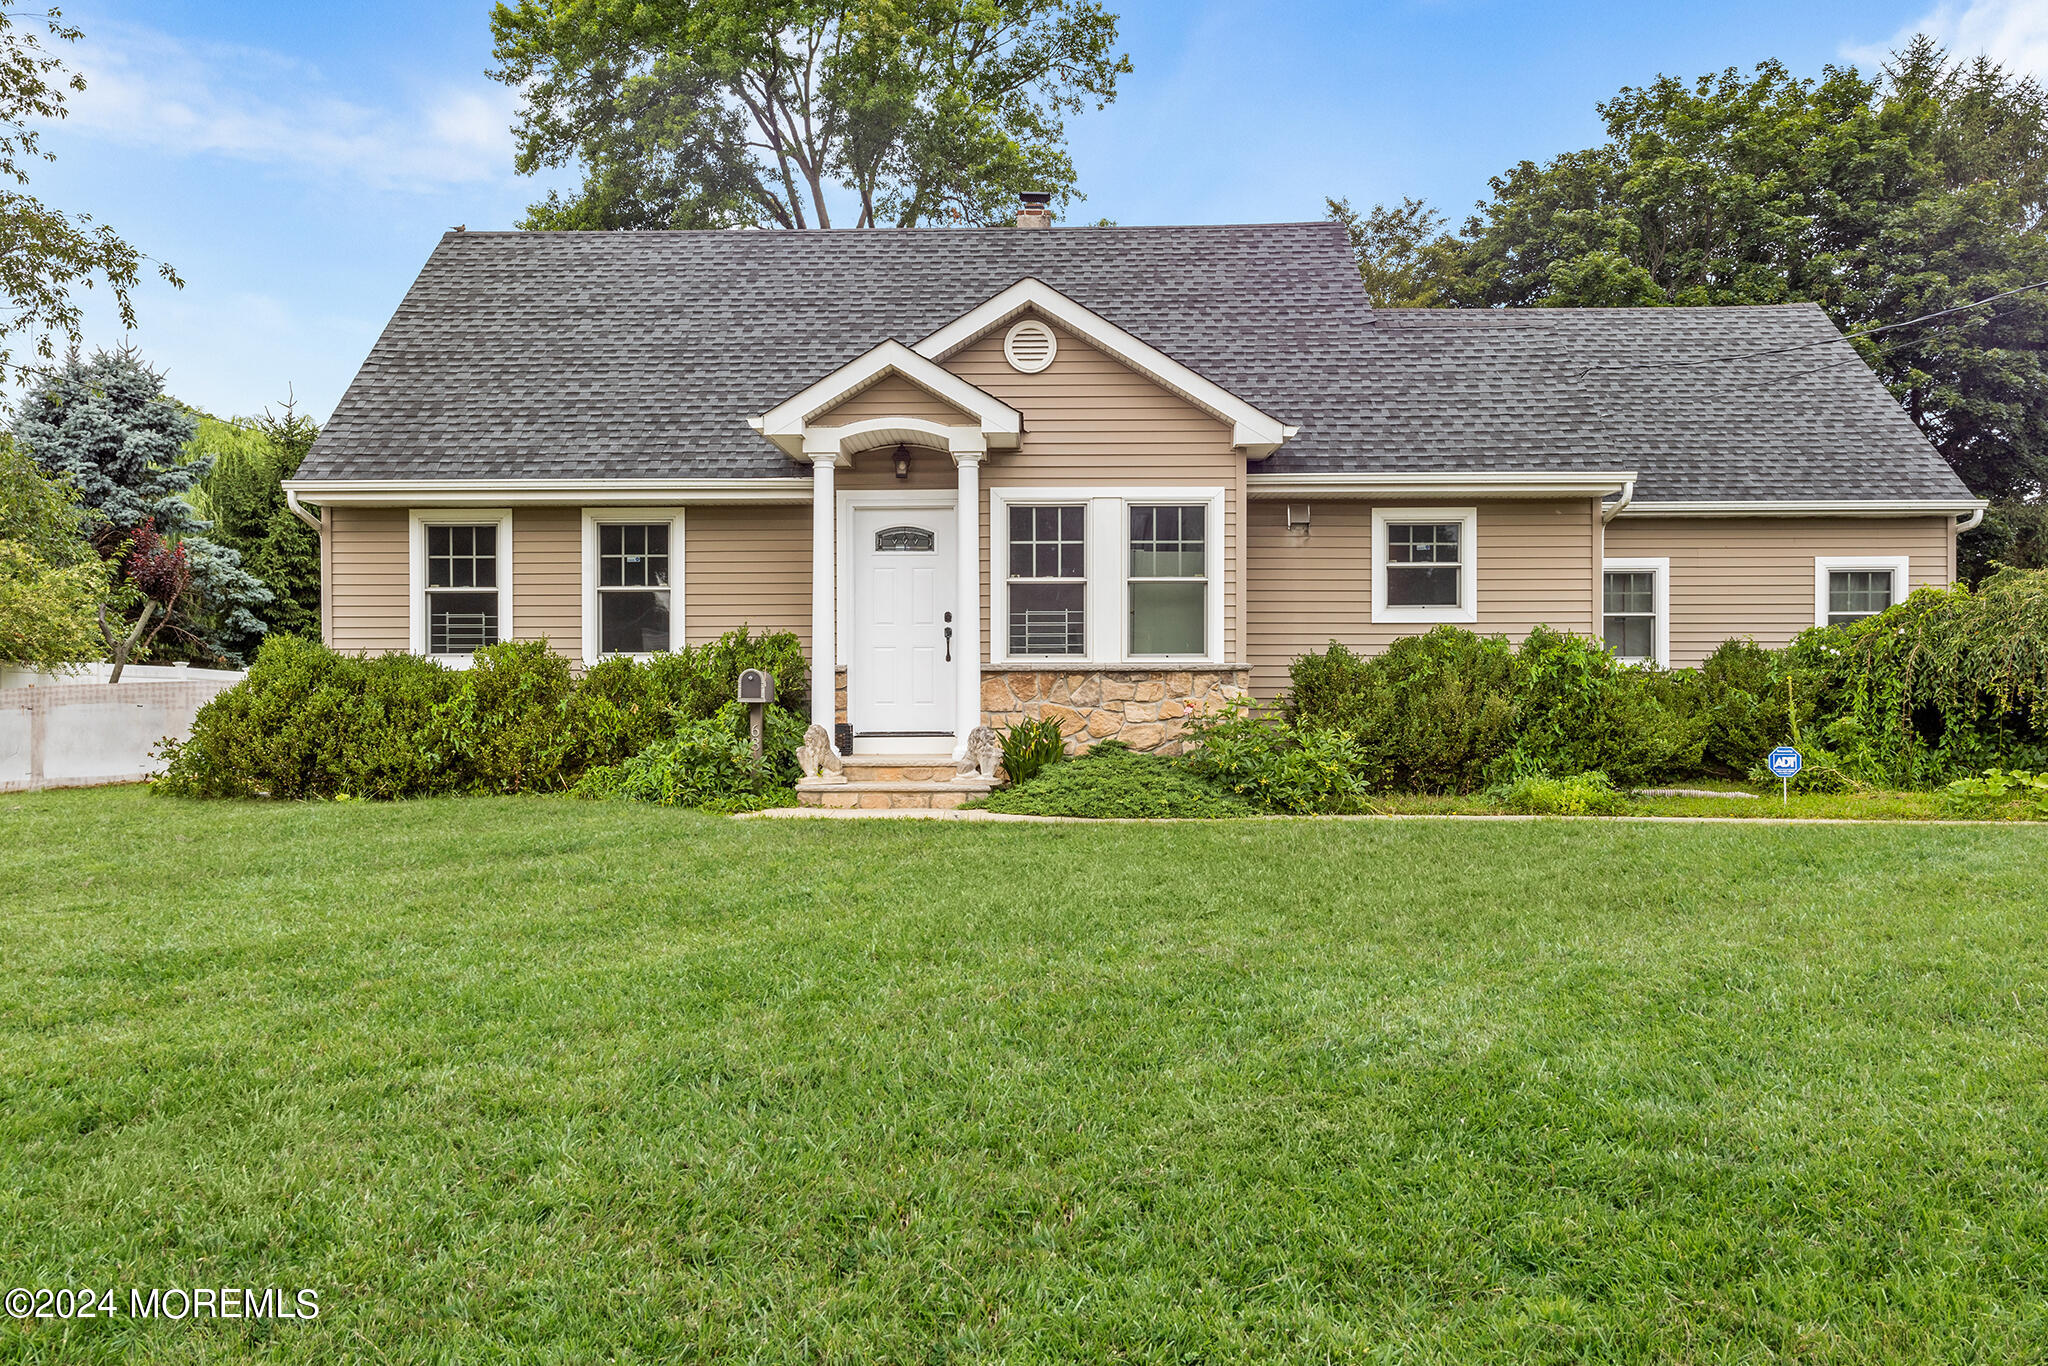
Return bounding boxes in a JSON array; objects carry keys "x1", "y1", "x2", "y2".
[{"x1": 991, "y1": 487, "x2": 1223, "y2": 664}]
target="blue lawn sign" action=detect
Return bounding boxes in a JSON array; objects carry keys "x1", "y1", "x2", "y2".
[{"x1": 1767, "y1": 745, "x2": 1802, "y2": 805}]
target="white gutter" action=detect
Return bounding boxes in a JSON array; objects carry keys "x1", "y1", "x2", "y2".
[
  {"x1": 1601, "y1": 478, "x2": 1635, "y2": 524},
  {"x1": 1247, "y1": 470, "x2": 1638, "y2": 499},
  {"x1": 1618, "y1": 498, "x2": 1989, "y2": 519},
  {"x1": 282, "y1": 477, "x2": 817, "y2": 506},
  {"x1": 284, "y1": 486, "x2": 323, "y2": 531},
  {"x1": 1957, "y1": 505, "x2": 1986, "y2": 532}
]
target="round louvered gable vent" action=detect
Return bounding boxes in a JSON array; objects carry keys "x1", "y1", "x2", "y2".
[{"x1": 1003, "y1": 319, "x2": 1057, "y2": 373}]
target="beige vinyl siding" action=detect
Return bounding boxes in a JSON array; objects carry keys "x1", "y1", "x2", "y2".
[
  {"x1": 1245, "y1": 499, "x2": 1600, "y2": 698},
  {"x1": 1604, "y1": 516, "x2": 1957, "y2": 667},
  {"x1": 813, "y1": 373, "x2": 974, "y2": 427},
  {"x1": 513, "y1": 507, "x2": 581, "y2": 657},
  {"x1": 944, "y1": 320, "x2": 1246, "y2": 661},
  {"x1": 325, "y1": 506, "x2": 410, "y2": 654},
  {"x1": 837, "y1": 445, "x2": 959, "y2": 491},
  {"x1": 683, "y1": 503, "x2": 812, "y2": 647}
]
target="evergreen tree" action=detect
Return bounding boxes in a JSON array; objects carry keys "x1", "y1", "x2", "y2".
[
  {"x1": 11, "y1": 348, "x2": 270, "y2": 668},
  {"x1": 189, "y1": 397, "x2": 322, "y2": 652}
]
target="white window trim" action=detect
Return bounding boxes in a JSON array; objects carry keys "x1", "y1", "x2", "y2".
[
  {"x1": 409, "y1": 508, "x2": 514, "y2": 668},
  {"x1": 1372, "y1": 506, "x2": 1478, "y2": 624},
  {"x1": 1814, "y1": 554, "x2": 1908, "y2": 628},
  {"x1": 988, "y1": 485, "x2": 1226, "y2": 667},
  {"x1": 581, "y1": 508, "x2": 685, "y2": 664},
  {"x1": 1601, "y1": 556, "x2": 1670, "y2": 667}
]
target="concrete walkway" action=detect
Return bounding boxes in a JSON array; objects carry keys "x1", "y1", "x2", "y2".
[{"x1": 742, "y1": 807, "x2": 2006, "y2": 827}]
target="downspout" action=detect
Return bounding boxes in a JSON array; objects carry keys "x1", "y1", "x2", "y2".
[
  {"x1": 1601, "y1": 479, "x2": 1635, "y2": 524},
  {"x1": 1957, "y1": 504, "x2": 1986, "y2": 532},
  {"x1": 285, "y1": 487, "x2": 323, "y2": 531}
]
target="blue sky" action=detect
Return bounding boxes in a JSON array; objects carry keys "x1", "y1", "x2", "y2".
[{"x1": 33, "y1": 0, "x2": 2047, "y2": 422}]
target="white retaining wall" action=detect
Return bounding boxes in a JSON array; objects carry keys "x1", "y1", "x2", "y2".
[{"x1": 0, "y1": 669, "x2": 247, "y2": 793}]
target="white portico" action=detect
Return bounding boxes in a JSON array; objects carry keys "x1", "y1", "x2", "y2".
[{"x1": 751, "y1": 340, "x2": 1022, "y2": 761}]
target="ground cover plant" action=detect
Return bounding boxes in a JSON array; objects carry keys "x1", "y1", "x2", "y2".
[
  {"x1": 974, "y1": 741, "x2": 1252, "y2": 818},
  {"x1": 4, "y1": 787, "x2": 2047, "y2": 1362}
]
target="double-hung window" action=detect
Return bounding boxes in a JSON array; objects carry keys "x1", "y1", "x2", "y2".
[
  {"x1": 1127, "y1": 503, "x2": 1207, "y2": 656},
  {"x1": 1372, "y1": 507, "x2": 1478, "y2": 623},
  {"x1": 1006, "y1": 504, "x2": 1086, "y2": 655},
  {"x1": 1815, "y1": 556, "x2": 1905, "y2": 628},
  {"x1": 992, "y1": 488, "x2": 1223, "y2": 664},
  {"x1": 411, "y1": 511, "x2": 513, "y2": 662},
  {"x1": 583, "y1": 510, "x2": 684, "y2": 661},
  {"x1": 1601, "y1": 557, "x2": 1668, "y2": 666}
]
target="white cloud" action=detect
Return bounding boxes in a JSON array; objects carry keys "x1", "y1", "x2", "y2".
[
  {"x1": 57, "y1": 21, "x2": 521, "y2": 190},
  {"x1": 1847, "y1": 0, "x2": 2048, "y2": 79}
]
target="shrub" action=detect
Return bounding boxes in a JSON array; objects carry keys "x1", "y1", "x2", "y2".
[
  {"x1": 1492, "y1": 771, "x2": 1631, "y2": 816},
  {"x1": 999, "y1": 717, "x2": 1065, "y2": 785},
  {"x1": 155, "y1": 626, "x2": 813, "y2": 801},
  {"x1": 1184, "y1": 709, "x2": 1373, "y2": 813},
  {"x1": 1287, "y1": 629, "x2": 1519, "y2": 793},
  {"x1": 571, "y1": 715, "x2": 796, "y2": 812},
  {"x1": 975, "y1": 742, "x2": 1251, "y2": 819},
  {"x1": 1502, "y1": 626, "x2": 1704, "y2": 785}
]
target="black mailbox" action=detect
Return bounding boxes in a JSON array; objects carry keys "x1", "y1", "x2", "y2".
[{"x1": 737, "y1": 668, "x2": 775, "y2": 705}]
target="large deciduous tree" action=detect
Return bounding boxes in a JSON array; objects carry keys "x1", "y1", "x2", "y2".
[
  {"x1": 1330, "y1": 38, "x2": 2048, "y2": 508},
  {"x1": 0, "y1": 7, "x2": 180, "y2": 372},
  {"x1": 11, "y1": 349, "x2": 271, "y2": 677},
  {"x1": 489, "y1": 0, "x2": 1131, "y2": 230}
]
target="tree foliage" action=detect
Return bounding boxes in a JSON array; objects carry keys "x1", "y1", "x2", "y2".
[
  {"x1": 489, "y1": 0, "x2": 1130, "y2": 229},
  {"x1": 11, "y1": 349, "x2": 271, "y2": 671},
  {"x1": 1331, "y1": 37, "x2": 2048, "y2": 502},
  {"x1": 188, "y1": 398, "x2": 323, "y2": 651},
  {"x1": 0, "y1": 437, "x2": 100, "y2": 668},
  {"x1": 1324, "y1": 195, "x2": 1446, "y2": 307},
  {"x1": 0, "y1": 7, "x2": 180, "y2": 372}
]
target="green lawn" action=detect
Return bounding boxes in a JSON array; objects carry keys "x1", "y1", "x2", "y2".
[{"x1": 3, "y1": 789, "x2": 2046, "y2": 1363}]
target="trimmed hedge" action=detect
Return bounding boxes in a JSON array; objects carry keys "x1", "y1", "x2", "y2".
[{"x1": 154, "y1": 628, "x2": 809, "y2": 800}]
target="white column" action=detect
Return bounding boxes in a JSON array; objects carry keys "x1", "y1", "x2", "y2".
[
  {"x1": 954, "y1": 451, "x2": 983, "y2": 758},
  {"x1": 809, "y1": 455, "x2": 837, "y2": 744}
]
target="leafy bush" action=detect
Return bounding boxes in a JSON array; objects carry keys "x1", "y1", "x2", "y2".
[
  {"x1": 1502, "y1": 626, "x2": 1703, "y2": 785},
  {"x1": 570, "y1": 714, "x2": 796, "y2": 812},
  {"x1": 975, "y1": 742, "x2": 1251, "y2": 818},
  {"x1": 1939, "y1": 767, "x2": 2048, "y2": 818},
  {"x1": 1184, "y1": 709, "x2": 1373, "y2": 813},
  {"x1": 155, "y1": 627, "x2": 811, "y2": 802},
  {"x1": 1287, "y1": 630, "x2": 1519, "y2": 793},
  {"x1": 999, "y1": 717, "x2": 1065, "y2": 785},
  {"x1": 1492, "y1": 771, "x2": 1631, "y2": 816}
]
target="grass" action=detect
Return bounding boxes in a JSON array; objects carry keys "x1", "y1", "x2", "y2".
[{"x1": 3, "y1": 787, "x2": 2046, "y2": 1363}]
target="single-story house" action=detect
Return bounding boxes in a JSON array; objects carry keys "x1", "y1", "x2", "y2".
[{"x1": 287, "y1": 200, "x2": 1984, "y2": 805}]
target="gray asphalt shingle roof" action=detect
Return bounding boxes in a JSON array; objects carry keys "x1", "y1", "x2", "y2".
[{"x1": 300, "y1": 221, "x2": 1972, "y2": 503}]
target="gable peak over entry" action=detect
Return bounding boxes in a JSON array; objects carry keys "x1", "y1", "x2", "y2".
[{"x1": 748, "y1": 277, "x2": 1299, "y2": 466}]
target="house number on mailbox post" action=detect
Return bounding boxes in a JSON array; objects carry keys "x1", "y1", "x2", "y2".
[{"x1": 737, "y1": 669, "x2": 775, "y2": 759}]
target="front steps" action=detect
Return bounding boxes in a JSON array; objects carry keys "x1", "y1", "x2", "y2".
[{"x1": 796, "y1": 754, "x2": 1001, "y2": 810}]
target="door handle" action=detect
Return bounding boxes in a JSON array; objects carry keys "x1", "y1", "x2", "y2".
[{"x1": 944, "y1": 626, "x2": 953, "y2": 662}]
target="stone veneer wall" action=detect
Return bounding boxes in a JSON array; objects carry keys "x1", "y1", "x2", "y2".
[{"x1": 978, "y1": 667, "x2": 1250, "y2": 755}]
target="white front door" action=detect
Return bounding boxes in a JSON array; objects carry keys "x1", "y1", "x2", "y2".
[{"x1": 848, "y1": 505, "x2": 957, "y2": 752}]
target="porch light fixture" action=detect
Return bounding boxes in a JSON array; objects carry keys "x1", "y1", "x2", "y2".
[{"x1": 893, "y1": 445, "x2": 911, "y2": 481}]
